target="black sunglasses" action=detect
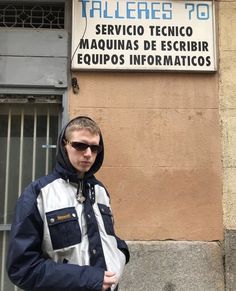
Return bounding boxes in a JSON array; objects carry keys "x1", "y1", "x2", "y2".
[{"x1": 66, "y1": 141, "x2": 102, "y2": 153}]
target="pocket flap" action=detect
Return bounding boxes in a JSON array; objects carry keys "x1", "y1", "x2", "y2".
[
  {"x1": 46, "y1": 207, "x2": 78, "y2": 226},
  {"x1": 98, "y1": 203, "x2": 112, "y2": 216}
]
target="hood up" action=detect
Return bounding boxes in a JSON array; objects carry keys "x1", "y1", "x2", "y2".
[{"x1": 56, "y1": 116, "x2": 104, "y2": 181}]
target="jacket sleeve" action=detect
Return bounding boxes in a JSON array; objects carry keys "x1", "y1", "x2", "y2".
[{"x1": 6, "y1": 185, "x2": 104, "y2": 291}]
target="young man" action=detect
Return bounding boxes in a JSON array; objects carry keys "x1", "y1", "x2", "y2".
[{"x1": 7, "y1": 116, "x2": 129, "y2": 291}]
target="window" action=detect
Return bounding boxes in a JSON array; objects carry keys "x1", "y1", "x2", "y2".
[
  {"x1": 0, "y1": 96, "x2": 62, "y2": 291},
  {"x1": 0, "y1": 2, "x2": 65, "y2": 29}
]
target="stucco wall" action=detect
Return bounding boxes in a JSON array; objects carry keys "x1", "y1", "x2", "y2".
[
  {"x1": 220, "y1": 0, "x2": 236, "y2": 230},
  {"x1": 68, "y1": 70, "x2": 223, "y2": 241},
  {"x1": 219, "y1": 0, "x2": 236, "y2": 289}
]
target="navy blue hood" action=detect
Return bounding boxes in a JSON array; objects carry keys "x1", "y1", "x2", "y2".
[{"x1": 56, "y1": 116, "x2": 104, "y2": 181}]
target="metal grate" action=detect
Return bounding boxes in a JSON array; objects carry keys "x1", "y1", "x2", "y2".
[
  {"x1": 0, "y1": 2, "x2": 65, "y2": 29},
  {"x1": 0, "y1": 98, "x2": 62, "y2": 291}
]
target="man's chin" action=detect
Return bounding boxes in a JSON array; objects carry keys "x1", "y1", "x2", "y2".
[{"x1": 77, "y1": 166, "x2": 91, "y2": 175}]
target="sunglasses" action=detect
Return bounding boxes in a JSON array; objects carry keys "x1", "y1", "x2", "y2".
[{"x1": 66, "y1": 140, "x2": 102, "y2": 153}]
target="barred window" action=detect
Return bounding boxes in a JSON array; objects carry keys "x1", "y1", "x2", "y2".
[
  {"x1": 0, "y1": 2, "x2": 65, "y2": 29},
  {"x1": 0, "y1": 96, "x2": 62, "y2": 291}
]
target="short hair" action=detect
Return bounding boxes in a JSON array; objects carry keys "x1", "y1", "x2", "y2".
[{"x1": 65, "y1": 117, "x2": 101, "y2": 140}]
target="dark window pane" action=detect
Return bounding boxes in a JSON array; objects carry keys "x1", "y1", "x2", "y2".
[{"x1": 0, "y1": 3, "x2": 64, "y2": 29}]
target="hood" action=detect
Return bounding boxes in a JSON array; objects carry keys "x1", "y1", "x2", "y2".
[{"x1": 56, "y1": 116, "x2": 104, "y2": 181}]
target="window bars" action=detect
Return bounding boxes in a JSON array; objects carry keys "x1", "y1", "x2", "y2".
[
  {"x1": 0, "y1": 99, "x2": 62, "y2": 291},
  {"x1": 0, "y1": 2, "x2": 65, "y2": 29}
]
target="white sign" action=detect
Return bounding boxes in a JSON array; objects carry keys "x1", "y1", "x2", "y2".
[{"x1": 71, "y1": 0, "x2": 217, "y2": 71}]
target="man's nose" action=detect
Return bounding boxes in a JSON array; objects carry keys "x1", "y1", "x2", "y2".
[{"x1": 83, "y1": 147, "x2": 92, "y2": 156}]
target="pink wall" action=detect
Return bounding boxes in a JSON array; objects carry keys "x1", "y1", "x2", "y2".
[{"x1": 69, "y1": 71, "x2": 223, "y2": 241}]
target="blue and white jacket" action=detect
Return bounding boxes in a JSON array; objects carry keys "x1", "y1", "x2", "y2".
[{"x1": 6, "y1": 116, "x2": 130, "y2": 291}]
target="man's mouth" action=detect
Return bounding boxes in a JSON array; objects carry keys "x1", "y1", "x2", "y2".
[{"x1": 81, "y1": 161, "x2": 91, "y2": 165}]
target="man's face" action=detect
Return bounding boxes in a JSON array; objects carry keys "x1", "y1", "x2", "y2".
[{"x1": 65, "y1": 129, "x2": 100, "y2": 177}]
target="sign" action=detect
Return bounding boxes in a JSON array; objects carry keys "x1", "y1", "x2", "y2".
[{"x1": 71, "y1": 0, "x2": 217, "y2": 71}]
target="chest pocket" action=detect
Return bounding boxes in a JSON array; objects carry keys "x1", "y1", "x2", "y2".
[
  {"x1": 46, "y1": 207, "x2": 81, "y2": 250},
  {"x1": 98, "y1": 203, "x2": 115, "y2": 236}
]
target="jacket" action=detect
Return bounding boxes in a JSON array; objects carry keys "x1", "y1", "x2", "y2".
[{"x1": 6, "y1": 116, "x2": 130, "y2": 291}]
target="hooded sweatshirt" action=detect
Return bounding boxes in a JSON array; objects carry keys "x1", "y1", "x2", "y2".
[{"x1": 6, "y1": 116, "x2": 129, "y2": 291}]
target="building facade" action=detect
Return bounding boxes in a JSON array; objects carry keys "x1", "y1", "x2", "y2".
[{"x1": 0, "y1": 0, "x2": 235, "y2": 290}]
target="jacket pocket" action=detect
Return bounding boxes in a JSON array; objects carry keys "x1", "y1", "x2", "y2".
[
  {"x1": 98, "y1": 203, "x2": 115, "y2": 236},
  {"x1": 46, "y1": 207, "x2": 81, "y2": 250}
]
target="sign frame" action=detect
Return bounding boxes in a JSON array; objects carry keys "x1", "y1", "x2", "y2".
[{"x1": 71, "y1": 0, "x2": 217, "y2": 72}]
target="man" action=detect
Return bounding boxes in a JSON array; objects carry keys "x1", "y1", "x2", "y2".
[{"x1": 7, "y1": 116, "x2": 129, "y2": 291}]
